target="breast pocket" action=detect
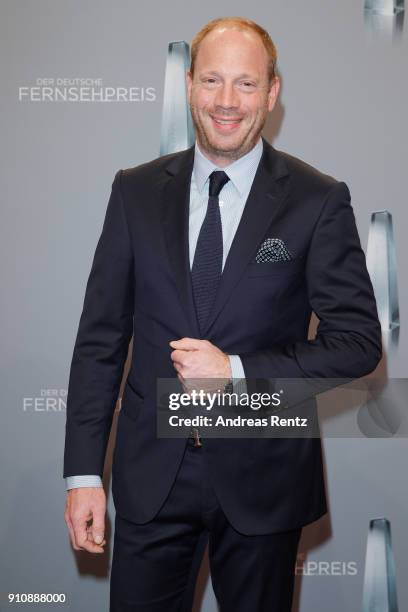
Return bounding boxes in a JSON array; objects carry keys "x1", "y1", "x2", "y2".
[{"x1": 247, "y1": 256, "x2": 305, "y2": 278}]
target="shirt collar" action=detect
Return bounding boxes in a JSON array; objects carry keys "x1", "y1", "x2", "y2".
[{"x1": 193, "y1": 137, "x2": 263, "y2": 198}]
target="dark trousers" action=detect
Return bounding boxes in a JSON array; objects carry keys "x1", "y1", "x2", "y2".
[{"x1": 110, "y1": 438, "x2": 302, "y2": 612}]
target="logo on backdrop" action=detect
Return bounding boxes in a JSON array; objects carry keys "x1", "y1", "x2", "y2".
[
  {"x1": 23, "y1": 388, "x2": 67, "y2": 412},
  {"x1": 295, "y1": 554, "x2": 358, "y2": 576},
  {"x1": 18, "y1": 78, "x2": 157, "y2": 102},
  {"x1": 22, "y1": 388, "x2": 124, "y2": 412}
]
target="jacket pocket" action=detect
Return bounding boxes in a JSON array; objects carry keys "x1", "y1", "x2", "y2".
[
  {"x1": 247, "y1": 256, "x2": 305, "y2": 278},
  {"x1": 120, "y1": 379, "x2": 144, "y2": 421}
]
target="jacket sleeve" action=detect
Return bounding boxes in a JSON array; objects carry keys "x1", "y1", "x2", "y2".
[
  {"x1": 239, "y1": 181, "x2": 382, "y2": 400},
  {"x1": 63, "y1": 170, "x2": 134, "y2": 478}
]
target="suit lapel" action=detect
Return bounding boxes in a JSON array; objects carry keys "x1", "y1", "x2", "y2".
[
  {"x1": 161, "y1": 145, "x2": 201, "y2": 338},
  {"x1": 160, "y1": 138, "x2": 291, "y2": 339}
]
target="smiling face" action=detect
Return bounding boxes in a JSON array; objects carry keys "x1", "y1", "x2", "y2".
[{"x1": 187, "y1": 27, "x2": 280, "y2": 167}]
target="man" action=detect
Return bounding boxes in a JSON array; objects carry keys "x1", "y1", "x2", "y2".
[{"x1": 64, "y1": 17, "x2": 382, "y2": 612}]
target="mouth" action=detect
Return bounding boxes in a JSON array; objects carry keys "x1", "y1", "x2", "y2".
[{"x1": 210, "y1": 115, "x2": 243, "y2": 133}]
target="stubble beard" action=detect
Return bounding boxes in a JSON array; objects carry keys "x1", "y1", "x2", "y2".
[{"x1": 190, "y1": 103, "x2": 268, "y2": 164}]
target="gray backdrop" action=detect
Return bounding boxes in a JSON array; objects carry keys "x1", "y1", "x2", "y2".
[{"x1": 1, "y1": 1, "x2": 407, "y2": 610}]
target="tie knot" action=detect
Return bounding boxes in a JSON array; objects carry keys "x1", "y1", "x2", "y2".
[{"x1": 209, "y1": 170, "x2": 230, "y2": 197}]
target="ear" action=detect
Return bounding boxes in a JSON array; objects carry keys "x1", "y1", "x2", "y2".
[
  {"x1": 267, "y1": 76, "x2": 280, "y2": 112},
  {"x1": 186, "y1": 70, "x2": 193, "y2": 104}
]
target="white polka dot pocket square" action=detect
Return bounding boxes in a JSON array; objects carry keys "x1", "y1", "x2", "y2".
[{"x1": 254, "y1": 238, "x2": 293, "y2": 263}]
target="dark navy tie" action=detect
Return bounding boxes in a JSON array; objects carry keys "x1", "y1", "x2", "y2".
[{"x1": 192, "y1": 170, "x2": 230, "y2": 335}]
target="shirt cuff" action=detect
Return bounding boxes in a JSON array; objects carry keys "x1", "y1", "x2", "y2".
[
  {"x1": 228, "y1": 354, "x2": 248, "y2": 395},
  {"x1": 66, "y1": 475, "x2": 103, "y2": 490}
]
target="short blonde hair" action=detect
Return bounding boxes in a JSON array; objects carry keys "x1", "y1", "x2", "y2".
[{"x1": 190, "y1": 17, "x2": 278, "y2": 84}]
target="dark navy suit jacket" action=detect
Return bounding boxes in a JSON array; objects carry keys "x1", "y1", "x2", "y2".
[{"x1": 63, "y1": 137, "x2": 382, "y2": 534}]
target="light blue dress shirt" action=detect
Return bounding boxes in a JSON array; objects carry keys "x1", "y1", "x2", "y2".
[{"x1": 66, "y1": 137, "x2": 263, "y2": 490}]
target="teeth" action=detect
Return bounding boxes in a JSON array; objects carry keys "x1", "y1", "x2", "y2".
[{"x1": 214, "y1": 118, "x2": 240, "y2": 125}]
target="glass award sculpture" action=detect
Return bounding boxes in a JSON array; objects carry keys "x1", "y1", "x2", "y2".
[
  {"x1": 364, "y1": 0, "x2": 404, "y2": 14},
  {"x1": 362, "y1": 518, "x2": 399, "y2": 611},
  {"x1": 160, "y1": 41, "x2": 195, "y2": 156},
  {"x1": 366, "y1": 210, "x2": 400, "y2": 331}
]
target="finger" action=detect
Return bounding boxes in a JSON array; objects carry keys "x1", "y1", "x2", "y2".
[
  {"x1": 170, "y1": 349, "x2": 186, "y2": 364},
  {"x1": 87, "y1": 529, "x2": 106, "y2": 547},
  {"x1": 72, "y1": 518, "x2": 90, "y2": 549},
  {"x1": 172, "y1": 362, "x2": 183, "y2": 374},
  {"x1": 91, "y1": 507, "x2": 106, "y2": 545},
  {"x1": 65, "y1": 515, "x2": 80, "y2": 551},
  {"x1": 80, "y1": 539, "x2": 106, "y2": 553},
  {"x1": 170, "y1": 338, "x2": 202, "y2": 351},
  {"x1": 74, "y1": 524, "x2": 105, "y2": 553},
  {"x1": 64, "y1": 501, "x2": 81, "y2": 551},
  {"x1": 87, "y1": 527, "x2": 106, "y2": 546},
  {"x1": 170, "y1": 351, "x2": 192, "y2": 370}
]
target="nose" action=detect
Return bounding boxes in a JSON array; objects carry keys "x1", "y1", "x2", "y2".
[{"x1": 215, "y1": 81, "x2": 239, "y2": 110}]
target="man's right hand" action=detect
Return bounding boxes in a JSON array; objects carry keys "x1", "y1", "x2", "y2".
[{"x1": 64, "y1": 487, "x2": 107, "y2": 553}]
